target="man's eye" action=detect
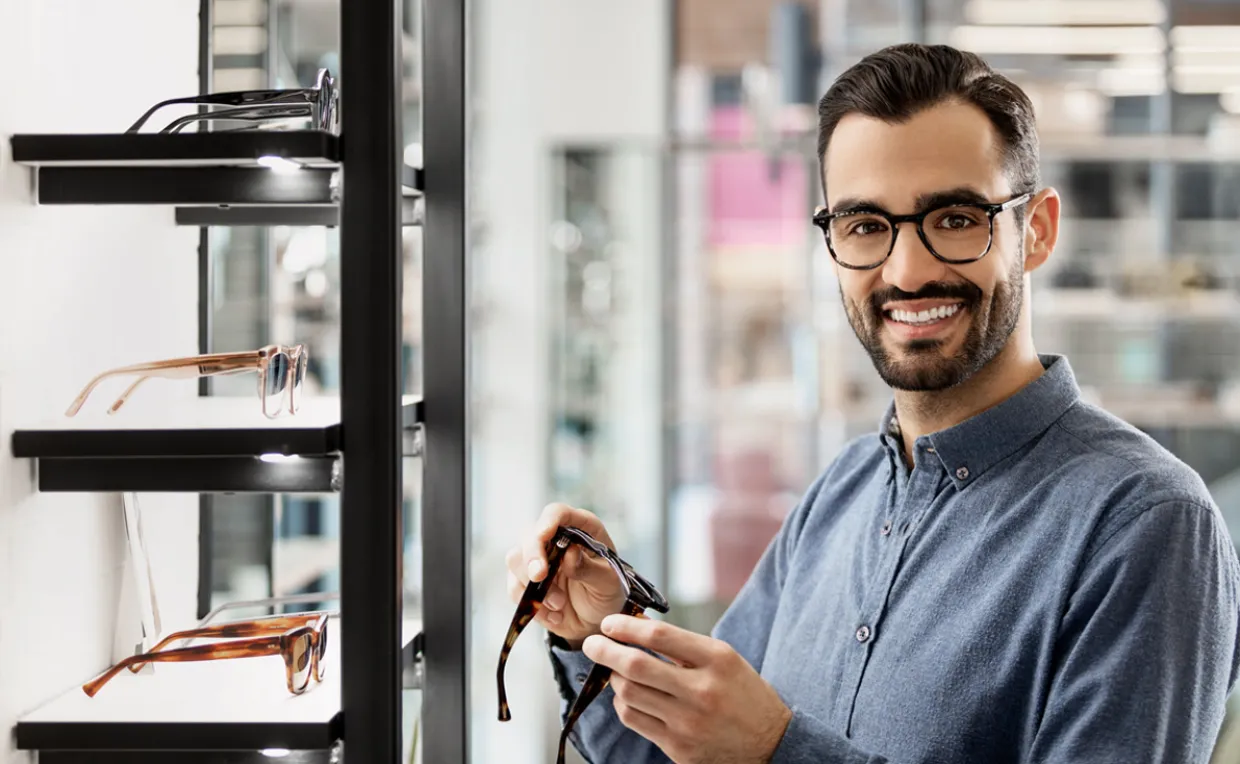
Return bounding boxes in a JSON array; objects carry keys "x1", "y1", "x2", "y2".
[
  {"x1": 848, "y1": 220, "x2": 887, "y2": 236},
  {"x1": 934, "y1": 209, "x2": 984, "y2": 230}
]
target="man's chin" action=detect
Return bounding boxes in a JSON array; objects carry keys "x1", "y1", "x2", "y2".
[{"x1": 873, "y1": 352, "x2": 970, "y2": 392}]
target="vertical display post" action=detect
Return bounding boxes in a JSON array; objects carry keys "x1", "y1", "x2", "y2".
[
  {"x1": 423, "y1": 0, "x2": 470, "y2": 760},
  {"x1": 340, "y1": 0, "x2": 405, "y2": 760}
]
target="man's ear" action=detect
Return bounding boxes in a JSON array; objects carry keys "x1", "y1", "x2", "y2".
[{"x1": 1022, "y1": 187, "x2": 1060, "y2": 274}]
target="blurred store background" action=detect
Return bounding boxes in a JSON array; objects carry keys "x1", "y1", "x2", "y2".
[{"x1": 195, "y1": 0, "x2": 1240, "y2": 761}]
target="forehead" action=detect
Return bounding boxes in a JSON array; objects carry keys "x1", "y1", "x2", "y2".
[{"x1": 823, "y1": 100, "x2": 1010, "y2": 210}]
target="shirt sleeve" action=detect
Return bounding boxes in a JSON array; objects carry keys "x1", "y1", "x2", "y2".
[
  {"x1": 545, "y1": 469, "x2": 835, "y2": 764},
  {"x1": 1025, "y1": 498, "x2": 1240, "y2": 764},
  {"x1": 766, "y1": 497, "x2": 1240, "y2": 764}
]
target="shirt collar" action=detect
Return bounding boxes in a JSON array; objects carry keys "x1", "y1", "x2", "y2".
[{"x1": 877, "y1": 354, "x2": 1081, "y2": 489}]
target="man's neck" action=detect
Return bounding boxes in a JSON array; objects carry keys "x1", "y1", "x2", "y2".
[{"x1": 895, "y1": 341, "x2": 1046, "y2": 468}]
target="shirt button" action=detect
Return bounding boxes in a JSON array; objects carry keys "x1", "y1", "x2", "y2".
[
  {"x1": 956, "y1": 466, "x2": 970, "y2": 480},
  {"x1": 880, "y1": 520, "x2": 892, "y2": 536},
  {"x1": 855, "y1": 625, "x2": 872, "y2": 643},
  {"x1": 575, "y1": 673, "x2": 588, "y2": 683},
  {"x1": 926, "y1": 447, "x2": 935, "y2": 454}
]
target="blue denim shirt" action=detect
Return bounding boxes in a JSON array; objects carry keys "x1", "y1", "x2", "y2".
[{"x1": 549, "y1": 354, "x2": 1240, "y2": 763}]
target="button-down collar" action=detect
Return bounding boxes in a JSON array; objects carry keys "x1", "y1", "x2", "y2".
[{"x1": 877, "y1": 354, "x2": 1081, "y2": 489}]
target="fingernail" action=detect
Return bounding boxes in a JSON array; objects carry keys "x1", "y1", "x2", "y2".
[
  {"x1": 600, "y1": 615, "x2": 616, "y2": 634},
  {"x1": 545, "y1": 590, "x2": 565, "y2": 610},
  {"x1": 528, "y1": 559, "x2": 542, "y2": 579},
  {"x1": 546, "y1": 611, "x2": 563, "y2": 625}
]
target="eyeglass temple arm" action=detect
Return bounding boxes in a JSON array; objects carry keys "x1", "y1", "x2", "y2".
[
  {"x1": 496, "y1": 592, "x2": 550, "y2": 721},
  {"x1": 82, "y1": 635, "x2": 284, "y2": 697},
  {"x1": 555, "y1": 600, "x2": 649, "y2": 764},
  {"x1": 127, "y1": 615, "x2": 323, "y2": 673},
  {"x1": 199, "y1": 591, "x2": 340, "y2": 626},
  {"x1": 65, "y1": 362, "x2": 202, "y2": 417},
  {"x1": 163, "y1": 104, "x2": 316, "y2": 134},
  {"x1": 125, "y1": 89, "x2": 311, "y2": 133},
  {"x1": 66, "y1": 354, "x2": 262, "y2": 417}
]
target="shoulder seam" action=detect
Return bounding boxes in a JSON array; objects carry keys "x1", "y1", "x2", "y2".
[
  {"x1": 1082, "y1": 497, "x2": 1220, "y2": 571},
  {"x1": 1051, "y1": 410, "x2": 1143, "y2": 473}
]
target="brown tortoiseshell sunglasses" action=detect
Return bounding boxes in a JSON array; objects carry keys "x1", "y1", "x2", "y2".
[
  {"x1": 82, "y1": 612, "x2": 329, "y2": 697},
  {"x1": 496, "y1": 526, "x2": 669, "y2": 764},
  {"x1": 64, "y1": 344, "x2": 307, "y2": 418}
]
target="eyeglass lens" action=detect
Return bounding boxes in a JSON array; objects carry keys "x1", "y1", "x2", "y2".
[
  {"x1": 828, "y1": 205, "x2": 993, "y2": 267},
  {"x1": 264, "y1": 351, "x2": 290, "y2": 414},
  {"x1": 317, "y1": 620, "x2": 329, "y2": 680},
  {"x1": 291, "y1": 634, "x2": 313, "y2": 693},
  {"x1": 293, "y1": 351, "x2": 307, "y2": 413}
]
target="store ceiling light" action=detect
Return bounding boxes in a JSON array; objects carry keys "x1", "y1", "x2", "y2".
[
  {"x1": 1171, "y1": 26, "x2": 1240, "y2": 52},
  {"x1": 950, "y1": 25, "x2": 1165, "y2": 55},
  {"x1": 1174, "y1": 69, "x2": 1240, "y2": 94},
  {"x1": 257, "y1": 155, "x2": 302, "y2": 174},
  {"x1": 963, "y1": 0, "x2": 1165, "y2": 26}
]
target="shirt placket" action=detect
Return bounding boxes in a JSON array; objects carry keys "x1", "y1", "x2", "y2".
[{"x1": 839, "y1": 442, "x2": 941, "y2": 736}]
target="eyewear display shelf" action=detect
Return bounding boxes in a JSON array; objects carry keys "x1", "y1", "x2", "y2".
[
  {"x1": 9, "y1": 396, "x2": 424, "y2": 494},
  {"x1": 6, "y1": 0, "x2": 467, "y2": 761},
  {"x1": 8, "y1": 131, "x2": 425, "y2": 227},
  {"x1": 13, "y1": 619, "x2": 424, "y2": 764}
]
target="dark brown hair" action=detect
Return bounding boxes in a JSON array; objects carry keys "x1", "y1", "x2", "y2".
[{"x1": 817, "y1": 44, "x2": 1040, "y2": 200}]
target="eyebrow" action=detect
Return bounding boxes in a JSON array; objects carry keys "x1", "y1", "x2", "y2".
[{"x1": 829, "y1": 186, "x2": 992, "y2": 215}]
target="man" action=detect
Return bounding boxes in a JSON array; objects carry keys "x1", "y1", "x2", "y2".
[{"x1": 505, "y1": 43, "x2": 1240, "y2": 763}]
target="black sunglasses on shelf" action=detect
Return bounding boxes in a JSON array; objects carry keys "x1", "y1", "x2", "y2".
[
  {"x1": 126, "y1": 68, "x2": 339, "y2": 134},
  {"x1": 496, "y1": 525, "x2": 669, "y2": 764}
]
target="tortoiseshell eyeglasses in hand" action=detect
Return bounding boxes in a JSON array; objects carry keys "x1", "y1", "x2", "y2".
[
  {"x1": 82, "y1": 612, "x2": 330, "y2": 697},
  {"x1": 65, "y1": 344, "x2": 307, "y2": 418},
  {"x1": 496, "y1": 526, "x2": 669, "y2": 764}
]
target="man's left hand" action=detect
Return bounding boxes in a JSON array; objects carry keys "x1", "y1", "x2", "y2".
[{"x1": 581, "y1": 614, "x2": 792, "y2": 764}]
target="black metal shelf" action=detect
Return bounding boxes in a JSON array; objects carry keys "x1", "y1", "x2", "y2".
[
  {"x1": 8, "y1": 131, "x2": 424, "y2": 211},
  {"x1": 174, "y1": 195, "x2": 424, "y2": 228},
  {"x1": 11, "y1": 396, "x2": 423, "y2": 493},
  {"x1": 14, "y1": 620, "x2": 422, "y2": 754}
]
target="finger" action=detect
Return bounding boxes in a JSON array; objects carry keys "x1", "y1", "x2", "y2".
[
  {"x1": 505, "y1": 546, "x2": 528, "y2": 586},
  {"x1": 543, "y1": 584, "x2": 566, "y2": 611},
  {"x1": 581, "y1": 635, "x2": 683, "y2": 696},
  {"x1": 506, "y1": 572, "x2": 525, "y2": 605},
  {"x1": 524, "y1": 503, "x2": 575, "y2": 582},
  {"x1": 613, "y1": 696, "x2": 668, "y2": 743},
  {"x1": 610, "y1": 673, "x2": 678, "y2": 722},
  {"x1": 600, "y1": 615, "x2": 716, "y2": 669}
]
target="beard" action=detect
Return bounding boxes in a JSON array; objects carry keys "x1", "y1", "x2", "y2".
[{"x1": 843, "y1": 248, "x2": 1025, "y2": 392}]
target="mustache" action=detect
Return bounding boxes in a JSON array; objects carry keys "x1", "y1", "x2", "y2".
[{"x1": 869, "y1": 282, "x2": 982, "y2": 314}]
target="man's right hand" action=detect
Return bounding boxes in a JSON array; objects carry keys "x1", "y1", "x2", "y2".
[{"x1": 505, "y1": 503, "x2": 628, "y2": 650}]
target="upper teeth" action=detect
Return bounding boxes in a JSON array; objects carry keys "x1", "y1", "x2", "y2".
[{"x1": 891, "y1": 304, "x2": 961, "y2": 324}]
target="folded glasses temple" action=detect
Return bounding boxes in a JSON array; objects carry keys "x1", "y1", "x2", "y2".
[
  {"x1": 127, "y1": 614, "x2": 328, "y2": 673},
  {"x1": 555, "y1": 600, "x2": 650, "y2": 764},
  {"x1": 497, "y1": 536, "x2": 571, "y2": 721},
  {"x1": 65, "y1": 352, "x2": 264, "y2": 417},
  {"x1": 162, "y1": 103, "x2": 318, "y2": 134},
  {"x1": 82, "y1": 635, "x2": 284, "y2": 697},
  {"x1": 125, "y1": 89, "x2": 318, "y2": 133}
]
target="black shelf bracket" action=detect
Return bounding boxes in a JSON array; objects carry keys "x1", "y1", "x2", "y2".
[
  {"x1": 9, "y1": 131, "x2": 424, "y2": 225},
  {"x1": 175, "y1": 195, "x2": 424, "y2": 228},
  {"x1": 37, "y1": 166, "x2": 338, "y2": 206},
  {"x1": 34, "y1": 455, "x2": 342, "y2": 494}
]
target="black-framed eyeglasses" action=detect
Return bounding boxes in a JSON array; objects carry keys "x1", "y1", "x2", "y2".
[
  {"x1": 496, "y1": 526, "x2": 669, "y2": 764},
  {"x1": 812, "y1": 192, "x2": 1032, "y2": 270},
  {"x1": 125, "y1": 68, "x2": 340, "y2": 135}
]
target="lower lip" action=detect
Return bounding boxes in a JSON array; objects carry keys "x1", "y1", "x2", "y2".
[{"x1": 883, "y1": 306, "x2": 966, "y2": 340}]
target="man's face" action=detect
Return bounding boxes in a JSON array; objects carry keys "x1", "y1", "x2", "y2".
[{"x1": 823, "y1": 100, "x2": 1031, "y2": 392}]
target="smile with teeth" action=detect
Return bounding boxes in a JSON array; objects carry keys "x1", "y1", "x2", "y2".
[{"x1": 886, "y1": 303, "x2": 963, "y2": 325}]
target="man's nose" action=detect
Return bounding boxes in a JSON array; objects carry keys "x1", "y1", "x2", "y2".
[{"x1": 880, "y1": 223, "x2": 949, "y2": 295}]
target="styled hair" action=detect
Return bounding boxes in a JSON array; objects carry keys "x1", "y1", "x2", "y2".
[{"x1": 817, "y1": 43, "x2": 1040, "y2": 198}]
